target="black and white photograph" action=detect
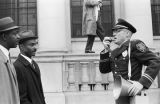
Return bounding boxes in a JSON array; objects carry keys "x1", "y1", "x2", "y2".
[{"x1": 0, "y1": 0, "x2": 160, "y2": 104}]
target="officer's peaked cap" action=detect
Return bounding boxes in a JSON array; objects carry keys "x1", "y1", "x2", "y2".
[{"x1": 112, "y1": 18, "x2": 137, "y2": 33}]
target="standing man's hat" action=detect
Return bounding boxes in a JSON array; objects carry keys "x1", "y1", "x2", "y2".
[
  {"x1": 0, "y1": 17, "x2": 20, "y2": 32},
  {"x1": 112, "y1": 18, "x2": 137, "y2": 33},
  {"x1": 19, "y1": 30, "x2": 38, "y2": 44}
]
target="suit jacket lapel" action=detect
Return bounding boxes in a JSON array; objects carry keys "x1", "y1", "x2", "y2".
[
  {"x1": 32, "y1": 60, "x2": 40, "y2": 76},
  {"x1": 18, "y1": 54, "x2": 40, "y2": 76},
  {"x1": 0, "y1": 50, "x2": 18, "y2": 87},
  {"x1": 17, "y1": 54, "x2": 42, "y2": 95}
]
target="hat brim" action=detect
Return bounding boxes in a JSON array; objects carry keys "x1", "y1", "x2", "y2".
[
  {"x1": 112, "y1": 25, "x2": 128, "y2": 31},
  {"x1": 0, "y1": 26, "x2": 20, "y2": 32},
  {"x1": 19, "y1": 36, "x2": 38, "y2": 44}
]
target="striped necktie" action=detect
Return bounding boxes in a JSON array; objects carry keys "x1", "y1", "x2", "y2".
[
  {"x1": 31, "y1": 60, "x2": 35, "y2": 69},
  {"x1": 8, "y1": 53, "x2": 11, "y2": 63}
]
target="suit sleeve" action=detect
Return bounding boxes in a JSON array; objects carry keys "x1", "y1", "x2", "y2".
[
  {"x1": 85, "y1": 0, "x2": 100, "y2": 6},
  {"x1": 14, "y1": 63, "x2": 32, "y2": 104},
  {"x1": 99, "y1": 49, "x2": 112, "y2": 73},
  {"x1": 132, "y1": 40, "x2": 160, "y2": 88}
]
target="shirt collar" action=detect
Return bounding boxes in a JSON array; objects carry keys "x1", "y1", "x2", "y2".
[
  {"x1": 20, "y1": 54, "x2": 32, "y2": 64},
  {"x1": 0, "y1": 44, "x2": 10, "y2": 60}
]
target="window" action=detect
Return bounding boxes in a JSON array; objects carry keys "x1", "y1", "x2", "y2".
[
  {"x1": 71, "y1": 0, "x2": 114, "y2": 38},
  {"x1": 151, "y1": 0, "x2": 160, "y2": 36},
  {"x1": 0, "y1": 0, "x2": 37, "y2": 35}
]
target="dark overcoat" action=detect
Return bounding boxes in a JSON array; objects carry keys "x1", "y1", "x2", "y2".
[
  {"x1": 99, "y1": 39, "x2": 160, "y2": 88},
  {"x1": 14, "y1": 54, "x2": 46, "y2": 104},
  {"x1": 82, "y1": 0, "x2": 100, "y2": 36}
]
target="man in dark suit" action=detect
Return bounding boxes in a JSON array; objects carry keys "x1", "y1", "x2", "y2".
[
  {"x1": 0, "y1": 17, "x2": 20, "y2": 104},
  {"x1": 14, "y1": 30, "x2": 46, "y2": 104}
]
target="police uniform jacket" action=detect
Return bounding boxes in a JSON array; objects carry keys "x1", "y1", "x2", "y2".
[
  {"x1": 99, "y1": 39, "x2": 160, "y2": 88},
  {"x1": 14, "y1": 54, "x2": 46, "y2": 104}
]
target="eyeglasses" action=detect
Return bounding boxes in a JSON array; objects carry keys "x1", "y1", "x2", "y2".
[
  {"x1": 113, "y1": 28, "x2": 129, "y2": 33},
  {"x1": 113, "y1": 29, "x2": 123, "y2": 33}
]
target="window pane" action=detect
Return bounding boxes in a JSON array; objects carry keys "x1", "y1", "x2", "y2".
[
  {"x1": 71, "y1": 0, "x2": 114, "y2": 38},
  {"x1": 19, "y1": 14, "x2": 28, "y2": 25},
  {"x1": 0, "y1": 0, "x2": 37, "y2": 35},
  {"x1": 151, "y1": 0, "x2": 160, "y2": 36},
  {"x1": 28, "y1": 14, "x2": 36, "y2": 25}
]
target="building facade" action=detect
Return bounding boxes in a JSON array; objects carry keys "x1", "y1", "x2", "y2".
[{"x1": 1, "y1": 0, "x2": 160, "y2": 104}]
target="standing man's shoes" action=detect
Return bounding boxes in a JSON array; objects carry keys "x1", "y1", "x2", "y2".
[{"x1": 85, "y1": 50, "x2": 95, "y2": 53}]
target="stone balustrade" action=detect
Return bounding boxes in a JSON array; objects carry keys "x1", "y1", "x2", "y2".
[
  {"x1": 64, "y1": 54, "x2": 160, "y2": 91},
  {"x1": 64, "y1": 61, "x2": 112, "y2": 92}
]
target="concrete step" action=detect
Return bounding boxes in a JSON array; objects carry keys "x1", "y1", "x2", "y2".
[{"x1": 44, "y1": 91, "x2": 115, "y2": 104}]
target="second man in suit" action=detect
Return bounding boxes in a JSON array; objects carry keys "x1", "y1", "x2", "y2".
[{"x1": 14, "y1": 30, "x2": 46, "y2": 104}]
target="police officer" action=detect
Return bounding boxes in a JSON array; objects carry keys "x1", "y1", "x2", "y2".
[{"x1": 99, "y1": 18, "x2": 160, "y2": 104}]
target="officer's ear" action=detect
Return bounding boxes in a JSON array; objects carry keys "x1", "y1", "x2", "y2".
[{"x1": 126, "y1": 30, "x2": 132, "y2": 38}]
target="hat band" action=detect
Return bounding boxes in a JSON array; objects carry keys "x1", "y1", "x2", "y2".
[
  {"x1": 0, "y1": 22, "x2": 17, "y2": 31},
  {"x1": 115, "y1": 25, "x2": 128, "y2": 29}
]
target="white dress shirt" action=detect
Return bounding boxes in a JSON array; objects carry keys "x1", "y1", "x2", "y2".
[
  {"x1": 0, "y1": 44, "x2": 10, "y2": 60},
  {"x1": 20, "y1": 54, "x2": 32, "y2": 64}
]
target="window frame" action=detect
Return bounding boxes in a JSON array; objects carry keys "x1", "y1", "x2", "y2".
[
  {"x1": 0, "y1": 0, "x2": 38, "y2": 36},
  {"x1": 70, "y1": 0, "x2": 115, "y2": 38},
  {"x1": 151, "y1": 0, "x2": 160, "y2": 37}
]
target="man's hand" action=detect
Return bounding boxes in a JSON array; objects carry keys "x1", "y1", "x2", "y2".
[
  {"x1": 103, "y1": 37, "x2": 112, "y2": 51},
  {"x1": 128, "y1": 81, "x2": 143, "y2": 96}
]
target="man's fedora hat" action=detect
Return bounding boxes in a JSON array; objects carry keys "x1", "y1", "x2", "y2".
[
  {"x1": 112, "y1": 18, "x2": 137, "y2": 33},
  {"x1": 0, "y1": 17, "x2": 20, "y2": 32},
  {"x1": 19, "y1": 30, "x2": 38, "y2": 44}
]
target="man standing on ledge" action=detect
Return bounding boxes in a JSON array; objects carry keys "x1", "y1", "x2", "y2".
[
  {"x1": 99, "y1": 18, "x2": 160, "y2": 104},
  {"x1": 0, "y1": 17, "x2": 20, "y2": 104},
  {"x1": 82, "y1": 0, "x2": 105, "y2": 53}
]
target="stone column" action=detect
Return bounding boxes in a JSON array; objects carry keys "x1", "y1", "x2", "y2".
[
  {"x1": 36, "y1": 0, "x2": 71, "y2": 104},
  {"x1": 37, "y1": 0, "x2": 71, "y2": 53},
  {"x1": 94, "y1": 62, "x2": 103, "y2": 91},
  {"x1": 114, "y1": 0, "x2": 153, "y2": 48},
  {"x1": 81, "y1": 62, "x2": 90, "y2": 91},
  {"x1": 67, "y1": 63, "x2": 76, "y2": 91}
]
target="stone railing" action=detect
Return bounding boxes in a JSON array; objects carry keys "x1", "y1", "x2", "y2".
[
  {"x1": 63, "y1": 60, "x2": 114, "y2": 92},
  {"x1": 63, "y1": 52, "x2": 160, "y2": 92}
]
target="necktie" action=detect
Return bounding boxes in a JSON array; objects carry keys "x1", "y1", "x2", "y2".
[
  {"x1": 31, "y1": 61, "x2": 35, "y2": 69},
  {"x1": 8, "y1": 53, "x2": 11, "y2": 63}
]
